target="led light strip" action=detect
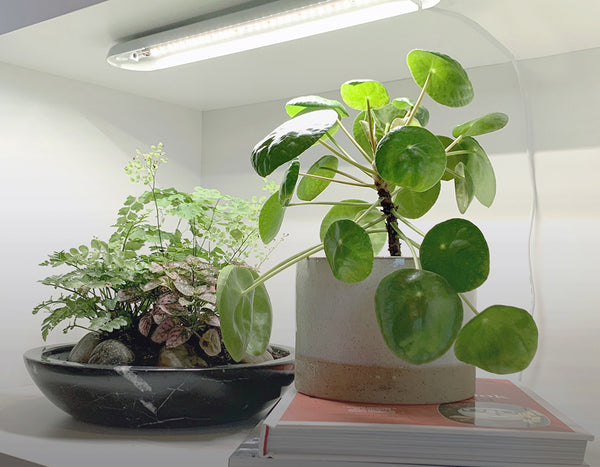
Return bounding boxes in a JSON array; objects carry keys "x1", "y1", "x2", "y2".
[{"x1": 107, "y1": 0, "x2": 440, "y2": 71}]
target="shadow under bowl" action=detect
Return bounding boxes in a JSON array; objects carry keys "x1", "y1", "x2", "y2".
[{"x1": 24, "y1": 343, "x2": 294, "y2": 428}]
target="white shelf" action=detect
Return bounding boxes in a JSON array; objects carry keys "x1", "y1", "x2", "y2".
[{"x1": 0, "y1": 385, "x2": 262, "y2": 467}]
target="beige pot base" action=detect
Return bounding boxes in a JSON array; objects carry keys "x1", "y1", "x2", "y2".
[{"x1": 295, "y1": 355, "x2": 475, "y2": 405}]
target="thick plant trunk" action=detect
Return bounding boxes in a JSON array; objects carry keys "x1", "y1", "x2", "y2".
[{"x1": 376, "y1": 183, "x2": 401, "y2": 257}]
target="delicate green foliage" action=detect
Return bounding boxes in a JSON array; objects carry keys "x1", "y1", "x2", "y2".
[
  {"x1": 286, "y1": 96, "x2": 348, "y2": 118},
  {"x1": 324, "y1": 219, "x2": 374, "y2": 283},
  {"x1": 125, "y1": 143, "x2": 168, "y2": 185},
  {"x1": 452, "y1": 112, "x2": 509, "y2": 138},
  {"x1": 35, "y1": 145, "x2": 272, "y2": 347},
  {"x1": 259, "y1": 192, "x2": 286, "y2": 244},
  {"x1": 420, "y1": 219, "x2": 489, "y2": 292},
  {"x1": 340, "y1": 80, "x2": 390, "y2": 110},
  {"x1": 394, "y1": 183, "x2": 441, "y2": 219},
  {"x1": 455, "y1": 305, "x2": 538, "y2": 374},
  {"x1": 297, "y1": 155, "x2": 339, "y2": 201},
  {"x1": 279, "y1": 160, "x2": 300, "y2": 206},
  {"x1": 375, "y1": 269, "x2": 463, "y2": 364},
  {"x1": 407, "y1": 50, "x2": 474, "y2": 107},
  {"x1": 319, "y1": 200, "x2": 386, "y2": 256},
  {"x1": 375, "y1": 126, "x2": 446, "y2": 192},
  {"x1": 251, "y1": 109, "x2": 338, "y2": 176}
]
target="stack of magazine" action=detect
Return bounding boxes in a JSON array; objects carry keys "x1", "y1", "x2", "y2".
[{"x1": 229, "y1": 379, "x2": 593, "y2": 467}]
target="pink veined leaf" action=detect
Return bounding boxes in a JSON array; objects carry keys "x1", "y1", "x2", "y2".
[
  {"x1": 194, "y1": 285, "x2": 210, "y2": 295},
  {"x1": 164, "y1": 269, "x2": 180, "y2": 281},
  {"x1": 142, "y1": 280, "x2": 162, "y2": 292},
  {"x1": 163, "y1": 303, "x2": 185, "y2": 315},
  {"x1": 156, "y1": 292, "x2": 179, "y2": 306},
  {"x1": 151, "y1": 318, "x2": 175, "y2": 344},
  {"x1": 174, "y1": 281, "x2": 195, "y2": 296},
  {"x1": 138, "y1": 313, "x2": 153, "y2": 337},
  {"x1": 165, "y1": 326, "x2": 191, "y2": 348},
  {"x1": 199, "y1": 328, "x2": 221, "y2": 356},
  {"x1": 117, "y1": 287, "x2": 139, "y2": 302},
  {"x1": 152, "y1": 306, "x2": 169, "y2": 324},
  {"x1": 150, "y1": 262, "x2": 164, "y2": 273},
  {"x1": 199, "y1": 293, "x2": 217, "y2": 305}
]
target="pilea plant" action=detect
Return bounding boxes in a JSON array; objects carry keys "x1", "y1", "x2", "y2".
[
  {"x1": 217, "y1": 49, "x2": 539, "y2": 374},
  {"x1": 34, "y1": 144, "x2": 277, "y2": 364}
]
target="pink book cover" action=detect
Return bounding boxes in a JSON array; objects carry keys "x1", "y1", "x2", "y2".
[{"x1": 260, "y1": 378, "x2": 594, "y2": 457}]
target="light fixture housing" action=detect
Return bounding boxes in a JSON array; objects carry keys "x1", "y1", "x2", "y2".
[{"x1": 107, "y1": 0, "x2": 440, "y2": 71}]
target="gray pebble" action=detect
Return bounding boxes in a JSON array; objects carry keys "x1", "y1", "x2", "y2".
[
  {"x1": 88, "y1": 339, "x2": 135, "y2": 365},
  {"x1": 68, "y1": 332, "x2": 101, "y2": 363}
]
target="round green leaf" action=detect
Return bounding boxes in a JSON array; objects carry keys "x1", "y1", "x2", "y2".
[
  {"x1": 394, "y1": 182, "x2": 440, "y2": 219},
  {"x1": 420, "y1": 218, "x2": 489, "y2": 292},
  {"x1": 452, "y1": 112, "x2": 508, "y2": 138},
  {"x1": 375, "y1": 269, "x2": 463, "y2": 364},
  {"x1": 323, "y1": 219, "x2": 374, "y2": 283},
  {"x1": 320, "y1": 200, "x2": 386, "y2": 256},
  {"x1": 279, "y1": 160, "x2": 300, "y2": 206},
  {"x1": 407, "y1": 50, "x2": 474, "y2": 107},
  {"x1": 259, "y1": 192, "x2": 286, "y2": 243},
  {"x1": 286, "y1": 95, "x2": 348, "y2": 118},
  {"x1": 391, "y1": 98, "x2": 430, "y2": 126},
  {"x1": 246, "y1": 270, "x2": 273, "y2": 356},
  {"x1": 297, "y1": 155, "x2": 338, "y2": 201},
  {"x1": 216, "y1": 265, "x2": 255, "y2": 361},
  {"x1": 251, "y1": 109, "x2": 338, "y2": 176},
  {"x1": 375, "y1": 126, "x2": 446, "y2": 192},
  {"x1": 455, "y1": 305, "x2": 538, "y2": 374},
  {"x1": 340, "y1": 80, "x2": 390, "y2": 110},
  {"x1": 453, "y1": 162, "x2": 475, "y2": 214},
  {"x1": 457, "y1": 137, "x2": 496, "y2": 207}
]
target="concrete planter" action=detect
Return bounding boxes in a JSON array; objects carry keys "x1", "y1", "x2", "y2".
[{"x1": 295, "y1": 256, "x2": 475, "y2": 404}]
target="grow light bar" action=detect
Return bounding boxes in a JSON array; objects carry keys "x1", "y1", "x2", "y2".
[{"x1": 107, "y1": 0, "x2": 440, "y2": 71}]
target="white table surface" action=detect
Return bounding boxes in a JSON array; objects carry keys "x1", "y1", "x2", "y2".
[{"x1": 0, "y1": 385, "x2": 265, "y2": 467}]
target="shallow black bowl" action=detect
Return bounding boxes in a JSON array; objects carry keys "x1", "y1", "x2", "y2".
[{"x1": 24, "y1": 343, "x2": 294, "y2": 428}]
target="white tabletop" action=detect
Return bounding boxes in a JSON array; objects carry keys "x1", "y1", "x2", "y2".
[{"x1": 0, "y1": 385, "x2": 264, "y2": 467}]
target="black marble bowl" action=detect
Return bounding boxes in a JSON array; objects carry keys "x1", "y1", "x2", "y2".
[{"x1": 24, "y1": 343, "x2": 294, "y2": 428}]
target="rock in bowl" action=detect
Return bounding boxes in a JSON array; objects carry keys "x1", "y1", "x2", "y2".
[{"x1": 24, "y1": 343, "x2": 294, "y2": 428}]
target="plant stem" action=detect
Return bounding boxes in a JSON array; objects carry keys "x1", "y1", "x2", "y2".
[
  {"x1": 288, "y1": 201, "x2": 373, "y2": 207},
  {"x1": 243, "y1": 243, "x2": 324, "y2": 294},
  {"x1": 361, "y1": 214, "x2": 386, "y2": 230},
  {"x1": 354, "y1": 197, "x2": 385, "y2": 225},
  {"x1": 322, "y1": 167, "x2": 373, "y2": 185},
  {"x1": 298, "y1": 172, "x2": 374, "y2": 188},
  {"x1": 375, "y1": 180, "x2": 401, "y2": 256},
  {"x1": 336, "y1": 119, "x2": 373, "y2": 163},
  {"x1": 445, "y1": 168, "x2": 466, "y2": 180},
  {"x1": 392, "y1": 223, "x2": 421, "y2": 269},
  {"x1": 319, "y1": 140, "x2": 376, "y2": 177},
  {"x1": 391, "y1": 209, "x2": 426, "y2": 237},
  {"x1": 445, "y1": 134, "x2": 464, "y2": 152},
  {"x1": 446, "y1": 150, "x2": 475, "y2": 156},
  {"x1": 405, "y1": 71, "x2": 431, "y2": 126},
  {"x1": 459, "y1": 293, "x2": 479, "y2": 315},
  {"x1": 150, "y1": 177, "x2": 165, "y2": 254}
]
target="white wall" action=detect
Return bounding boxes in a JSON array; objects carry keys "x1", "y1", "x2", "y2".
[
  {"x1": 201, "y1": 48, "x2": 600, "y2": 463},
  {"x1": 0, "y1": 62, "x2": 203, "y2": 387}
]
